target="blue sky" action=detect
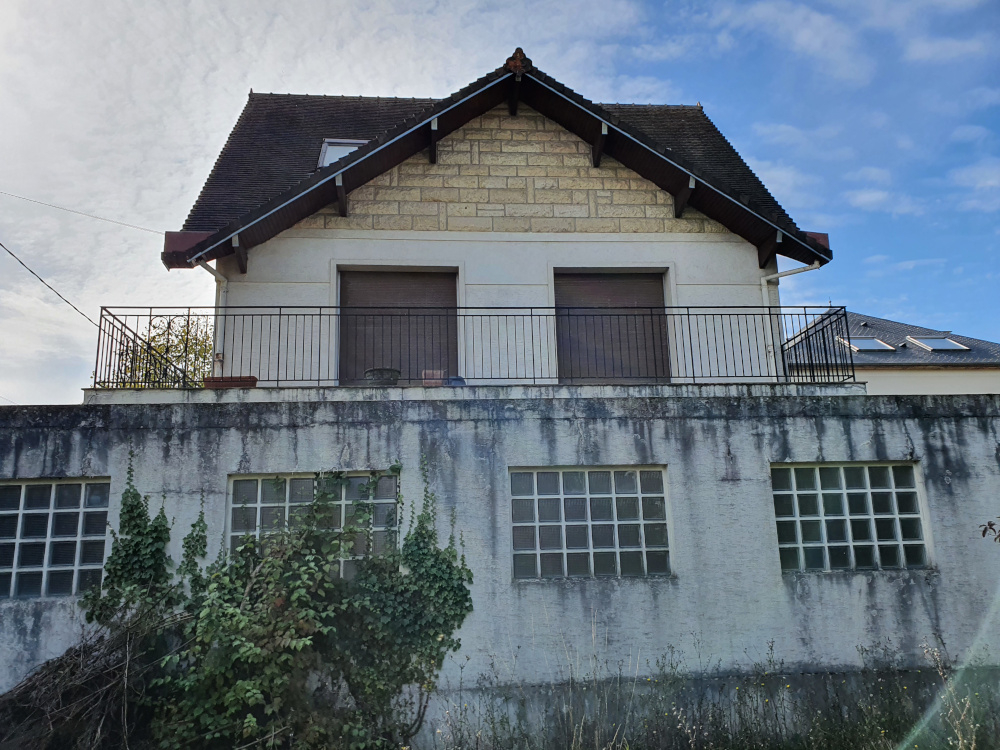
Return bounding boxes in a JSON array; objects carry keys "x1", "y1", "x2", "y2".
[{"x1": 0, "y1": 0, "x2": 997, "y2": 404}]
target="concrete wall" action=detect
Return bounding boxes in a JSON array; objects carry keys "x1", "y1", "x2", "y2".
[
  {"x1": 4, "y1": 386, "x2": 999, "y2": 696},
  {"x1": 858, "y1": 367, "x2": 1000, "y2": 395}
]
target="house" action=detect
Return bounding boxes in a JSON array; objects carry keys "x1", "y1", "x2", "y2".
[
  {"x1": 843, "y1": 312, "x2": 1000, "y2": 395},
  {"x1": 2, "y1": 49, "x2": 1000, "y2": 728}
]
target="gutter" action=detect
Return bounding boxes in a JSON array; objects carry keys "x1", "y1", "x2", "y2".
[
  {"x1": 197, "y1": 261, "x2": 228, "y2": 376},
  {"x1": 760, "y1": 261, "x2": 821, "y2": 308}
]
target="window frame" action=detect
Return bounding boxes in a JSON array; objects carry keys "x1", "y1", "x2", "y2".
[
  {"x1": 226, "y1": 472, "x2": 400, "y2": 579},
  {"x1": 318, "y1": 139, "x2": 368, "y2": 168},
  {"x1": 838, "y1": 336, "x2": 895, "y2": 352},
  {"x1": 509, "y1": 465, "x2": 671, "y2": 581},
  {"x1": 0, "y1": 478, "x2": 111, "y2": 599},
  {"x1": 770, "y1": 462, "x2": 930, "y2": 574},
  {"x1": 905, "y1": 336, "x2": 970, "y2": 352}
]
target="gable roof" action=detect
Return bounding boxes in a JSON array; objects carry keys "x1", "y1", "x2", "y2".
[
  {"x1": 164, "y1": 49, "x2": 832, "y2": 270},
  {"x1": 847, "y1": 312, "x2": 1000, "y2": 368}
]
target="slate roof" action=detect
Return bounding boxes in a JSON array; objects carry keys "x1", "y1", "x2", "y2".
[
  {"x1": 184, "y1": 96, "x2": 793, "y2": 241},
  {"x1": 847, "y1": 312, "x2": 1000, "y2": 368},
  {"x1": 169, "y1": 51, "x2": 831, "y2": 269},
  {"x1": 184, "y1": 95, "x2": 436, "y2": 232}
]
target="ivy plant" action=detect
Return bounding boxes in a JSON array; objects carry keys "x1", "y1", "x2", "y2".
[{"x1": 0, "y1": 456, "x2": 473, "y2": 750}]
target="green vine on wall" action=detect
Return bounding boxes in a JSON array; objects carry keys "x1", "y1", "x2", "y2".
[{"x1": 0, "y1": 455, "x2": 473, "y2": 750}]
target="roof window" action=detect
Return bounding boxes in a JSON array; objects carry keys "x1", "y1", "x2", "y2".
[
  {"x1": 318, "y1": 139, "x2": 368, "y2": 168},
  {"x1": 905, "y1": 336, "x2": 969, "y2": 352},
  {"x1": 839, "y1": 337, "x2": 895, "y2": 352}
]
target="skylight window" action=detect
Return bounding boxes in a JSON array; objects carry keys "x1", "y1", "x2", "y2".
[
  {"x1": 318, "y1": 139, "x2": 367, "y2": 168},
  {"x1": 838, "y1": 337, "x2": 895, "y2": 352},
  {"x1": 906, "y1": 336, "x2": 970, "y2": 352}
]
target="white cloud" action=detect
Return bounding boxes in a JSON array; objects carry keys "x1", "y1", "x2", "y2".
[
  {"x1": 845, "y1": 167, "x2": 892, "y2": 185},
  {"x1": 745, "y1": 158, "x2": 822, "y2": 210},
  {"x1": 711, "y1": 1, "x2": 874, "y2": 84},
  {"x1": 752, "y1": 122, "x2": 853, "y2": 160},
  {"x1": 893, "y1": 258, "x2": 945, "y2": 271},
  {"x1": 844, "y1": 189, "x2": 923, "y2": 215},
  {"x1": 824, "y1": 0, "x2": 987, "y2": 33},
  {"x1": 0, "y1": 0, "x2": 653, "y2": 404},
  {"x1": 950, "y1": 124, "x2": 991, "y2": 143},
  {"x1": 950, "y1": 156, "x2": 1000, "y2": 211},
  {"x1": 863, "y1": 254, "x2": 890, "y2": 264},
  {"x1": 632, "y1": 38, "x2": 694, "y2": 62},
  {"x1": 950, "y1": 157, "x2": 1000, "y2": 189},
  {"x1": 903, "y1": 34, "x2": 993, "y2": 62}
]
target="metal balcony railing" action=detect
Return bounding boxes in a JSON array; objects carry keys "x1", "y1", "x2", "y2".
[{"x1": 93, "y1": 306, "x2": 855, "y2": 389}]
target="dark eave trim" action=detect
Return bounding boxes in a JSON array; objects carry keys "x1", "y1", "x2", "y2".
[
  {"x1": 164, "y1": 72, "x2": 513, "y2": 269},
  {"x1": 165, "y1": 62, "x2": 831, "y2": 270},
  {"x1": 522, "y1": 73, "x2": 830, "y2": 267}
]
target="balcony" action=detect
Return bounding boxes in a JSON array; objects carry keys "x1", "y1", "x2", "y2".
[{"x1": 92, "y1": 306, "x2": 855, "y2": 390}]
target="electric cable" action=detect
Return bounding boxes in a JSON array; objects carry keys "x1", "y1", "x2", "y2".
[
  {"x1": 0, "y1": 190, "x2": 163, "y2": 235},
  {"x1": 0, "y1": 239, "x2": 99, "y2": 327}
]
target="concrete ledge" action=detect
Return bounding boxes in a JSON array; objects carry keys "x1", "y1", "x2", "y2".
[{"x1": 80, "y1": 382, "x2": 868, "y2": 406}]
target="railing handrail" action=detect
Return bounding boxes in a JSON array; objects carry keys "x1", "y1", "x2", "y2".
[
  {"x1": 99, "y1": 305, "x2": 848, "y2": 312},
  {"x1": 93, "y1": 306, "x2": 854, "y2": 389}
]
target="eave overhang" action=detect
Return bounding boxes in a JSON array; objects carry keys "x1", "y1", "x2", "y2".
[{"x1": 163, "y1": 50, "x2": 832, "y2": 271}]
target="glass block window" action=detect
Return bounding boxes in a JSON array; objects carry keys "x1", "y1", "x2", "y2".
[
  {"x1": 510, "y1": 467, "x2": 669, "y2": 580},
  {"x1": 0, "y1": 479, "x2": 111, "y2": 598},
  {"x1": 227, "y1": 473, "x2": 399, "y2": 580},
  {"x1": 771, "y1": 464, "x2": 927, "y2": 572}
]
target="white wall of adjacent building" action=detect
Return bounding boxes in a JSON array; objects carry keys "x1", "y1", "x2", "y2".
[{"x1": 857, "y1": 367, "x2": 1000, "y2": 395}]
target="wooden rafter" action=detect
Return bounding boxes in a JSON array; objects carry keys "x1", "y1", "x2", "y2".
[
  {"x1": 508, "y1": 76, "x2": 521, "y2": 116},
  {"x1": 336, "y1": 174, "x2": 348, "y2": 217},
  {"x1": 233, "y1": 236, "x2": 247, "y2": 274},
  {"x1": 673, "y1": 175, "x2": 696, "y2": 219},
  {"x1": 429, "y1": 118, "x2": 439, "y2": 164},
  {"x1": 592, "y1": 122, "x2": 607, "y2": 167},
  {"x1": 757, "y1": 230, "x2": 783, "y2": 269}
]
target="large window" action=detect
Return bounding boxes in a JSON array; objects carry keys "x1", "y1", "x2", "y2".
[
  {"x1": 227, "y1": 473, "x2": 399, "y2": 579},
  {"x1": 510, "y1": 467, "x2": 669, "y2": 579},
  {"x1": 0, "y1": 479, "x2": 110, "y2": 598},
  {"x1": 771, "y1": 464, "x2": 927, "y2": 572}
]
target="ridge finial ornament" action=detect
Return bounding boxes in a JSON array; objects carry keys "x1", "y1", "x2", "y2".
[{"x1": 505, "y1": 48, "x2": 533, "y2": 75}]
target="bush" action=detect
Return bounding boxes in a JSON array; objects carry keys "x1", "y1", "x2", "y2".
[{"x1": 0, "y1": 458, "x2": 473, "y2": 749}]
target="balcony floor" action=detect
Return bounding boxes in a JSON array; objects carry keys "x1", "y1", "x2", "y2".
[{"x1": 82, "y1": 381, "x2": 867, "y2": 406}]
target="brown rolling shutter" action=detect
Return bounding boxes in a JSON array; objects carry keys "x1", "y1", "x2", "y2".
[
  {"x1": 554, "y1": 273, "x2": 669, "y2": 383},
  {"x1": 339, "y1": 271, "x2": 458, "y2": 385}
]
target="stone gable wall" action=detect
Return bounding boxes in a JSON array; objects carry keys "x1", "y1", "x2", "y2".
[{"x1": 302, "y1": 105, "x2": 729, "y2": 234}]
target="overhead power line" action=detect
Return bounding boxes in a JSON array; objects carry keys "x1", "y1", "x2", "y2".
[
  {"x1": 0, "y1": 394, "x2": 19, "y2": 406},
  {"x1": 0, "y1": 239, "x2": 99, "y2": 328},
  {"x1": 0, "y1": 190, "x2": 163, "y2": 235}
]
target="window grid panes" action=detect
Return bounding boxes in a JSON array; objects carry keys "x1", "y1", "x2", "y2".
[
  {"x1": 0, "y1": 480, "x2": 110, "y2": 598},
  {"x1": 770, "y1": 464, "x2": 926, "y2": 573},
  {"x1": 228, "y1": 473, "x2": 399, "y2": 580},
  {"x1": 510, "y1": 467, "x2": 669, "y2": 580}
]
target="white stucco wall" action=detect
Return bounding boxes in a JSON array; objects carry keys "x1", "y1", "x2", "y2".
[
  {"x1": 857, "y1": 367, "x2": 1000, "y2": 395},
  {"x1": 220, "y1": 229, "x2": 773, "y2": 310}
]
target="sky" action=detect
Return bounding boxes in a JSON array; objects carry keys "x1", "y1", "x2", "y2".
[{"x1": 0, "y1": 0, "x2": 997, "y2": 405}]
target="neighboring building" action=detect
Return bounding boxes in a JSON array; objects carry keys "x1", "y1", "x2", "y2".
[
  {"x1": 844, "y1": 312, "x2": 1000, "y2": 395},
  {"x1": 2, "y1": 50, "x2": 1000, "y2": 728}
]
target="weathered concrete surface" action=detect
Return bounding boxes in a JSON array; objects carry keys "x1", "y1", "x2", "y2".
[{"x1": 2, "y1": 387, "x2": 1000, "y2": 696}]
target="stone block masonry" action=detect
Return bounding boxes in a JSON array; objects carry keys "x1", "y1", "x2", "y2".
[{"x1": 309, "y1": 105, "x2": 729, "y2": 234}]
